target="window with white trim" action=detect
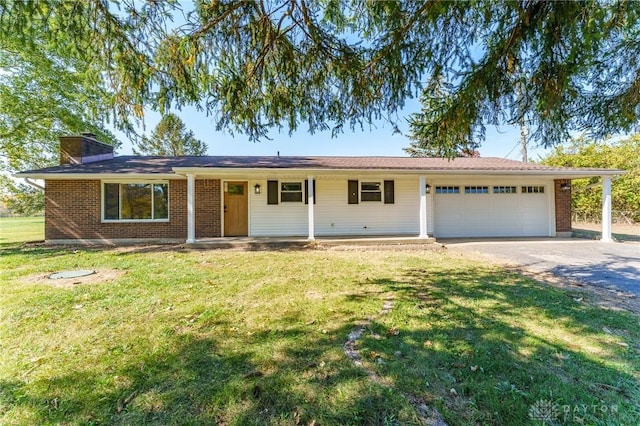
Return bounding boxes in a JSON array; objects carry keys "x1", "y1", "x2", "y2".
[
  {"x1": 435, "y1": 186, "x2": 460, "y2": 194},
  {"x1": 281, "y1": 182, "x2": 303, "y2": 202},
  {"x1": 465, "y1": 186, "x2": 489, "y2": 194},
  {"x1": 522, "y1": 186, "x2": 545, "y2": 194},
  {"x1": 493, "y1": 186, "x2": 517, "y2": 194},
  {"x1": 103, "y1": 182, "x2": 169, "y2": 221},
  {"x1": 361, "y1": 182, "x2": 382, "y2": 201}
]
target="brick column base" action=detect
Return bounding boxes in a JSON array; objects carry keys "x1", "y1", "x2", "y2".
[{"x1": 554, "y1": 179, "x2": 572, "y2": 237}]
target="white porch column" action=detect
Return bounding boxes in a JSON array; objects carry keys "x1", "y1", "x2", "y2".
[
  {"x1": 307, "y1": 176, "x2": 315, "y2": 241},
  {"x1": 419, "y1": 176, "x2": 428, "y2": 238},
  {"x1": 186, "y1": 173, "x2": 196, "y2": 244},
  {"x1": 601, "y1": 175, "x2": 612, "y2": 242}
]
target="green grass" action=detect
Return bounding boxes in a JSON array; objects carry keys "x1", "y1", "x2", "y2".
[
  {"x1": 0, "y1": 217, "x2": 44, "y2": 245},
  {"x1": 1, "y1": 246, "x2": 638, "y2": 425}
]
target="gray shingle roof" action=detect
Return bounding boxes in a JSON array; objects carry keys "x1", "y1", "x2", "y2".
[{"x1": 16, "y1": 155, "x2": 621, "y2": 176}]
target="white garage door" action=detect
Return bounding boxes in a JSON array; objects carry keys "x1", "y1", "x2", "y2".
[{"x1": 433, "y1": 184, "x2": 550, "y2": 237}]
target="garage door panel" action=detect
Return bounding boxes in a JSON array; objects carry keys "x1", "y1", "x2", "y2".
[{"x1": 434, "y1": 184, "x2": 549, "y2": 238}]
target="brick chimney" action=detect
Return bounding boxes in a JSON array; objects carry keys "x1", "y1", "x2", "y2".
[{"x1": 60, "y1": 132, "x2": 114, "y2": 165}]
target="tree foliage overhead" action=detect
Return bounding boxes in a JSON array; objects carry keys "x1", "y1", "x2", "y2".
[
  {"x1": 2, "y1": 1, "x2": 640, "y2": 156},
  {"x1": 0, "y1": 42, "x2": 120, "y2": 170},
  {"x1": 134, "y1": 113, "x2": 207, "y2": 156},
  {"x1": 541, "y1": 135, "x2": 640, "y2": 223}
]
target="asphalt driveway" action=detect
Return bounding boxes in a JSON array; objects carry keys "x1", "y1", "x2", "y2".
[{"x1": 442, "y1": 239, "x2": 640, "y2": 296}]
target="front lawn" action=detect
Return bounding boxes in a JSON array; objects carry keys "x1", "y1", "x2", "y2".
[
  {"x1": 1, "y1": 246, "x2": 638, "y2": 425},
  {"x1": 0, "y1": 216, "x2": 44, "y2": 246}
]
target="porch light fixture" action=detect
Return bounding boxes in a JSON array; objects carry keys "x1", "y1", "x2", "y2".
[
  {"x1": 560, "y1": 182, "x2": 571, "y2": 192},
  {"x1": 425, "y1": 183, "x2": 432, "y2": 194},
  {"x1": 254, "y1": 183, "x2": 262, "y2": 194}
]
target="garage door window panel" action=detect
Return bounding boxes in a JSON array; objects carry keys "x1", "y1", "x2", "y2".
[
  {"x1": 522, "y1": 186, "x2": 545, "y2": 194},
  {"x1": 465, "y1": 186, "x2": 489, "y2": 194},
  {"x1": 435, "y1": 186, "x2": 460, "y2": 194},
  {"x1": 494, "y1": 186, "x2": 517, "y2": 194}
]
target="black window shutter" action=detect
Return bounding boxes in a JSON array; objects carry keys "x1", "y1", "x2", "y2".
[
  {"x1": 267, "y1": 180, "x2": 278, "y2": 205},
  {"x1": 348, "y1": 180, "x2": 359, "y2": 204},
  {"x1": 304, "y1": 180, "x2": 316, "y2": 204},
  {"x1": 384, "y1": 180, "x2": 395, "y2": 204}
]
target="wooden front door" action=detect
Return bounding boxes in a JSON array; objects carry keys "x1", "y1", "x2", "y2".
[{"x1": 224, "y1": 182, "x2": 248, "y2": 236}]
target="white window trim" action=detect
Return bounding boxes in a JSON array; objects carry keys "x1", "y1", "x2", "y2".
[
  {"x1": 360, "y1": 181, "x2": 383, "y2": 202},
  {"x1": 280, "y1": 181, "x2": 303, "y2": 203},
  {"x1": 101, "y1": 180, "x2": 170, "y2": 223}
]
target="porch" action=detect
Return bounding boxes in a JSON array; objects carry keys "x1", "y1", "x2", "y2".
[{"x1": 187, "y1": 235, "x2": 437, "y2": 249}]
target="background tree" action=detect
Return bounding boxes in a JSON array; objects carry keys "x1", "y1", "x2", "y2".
[
  {"x1": 0, "y1": 41, "x2": 121, "y2": 172},
  {"x1": 0, "y1": 37, "x2": 122, "y2": 214},
  {"x1": 2, "y1": 1, "x2": 640, "y2": 156},
  {"x1": 0, "y1": 176, "x2": 43, "y2": 216},
  {"x1": 541, "y1": 135, "x2": 640, "y2": 223},
  {"x1": 133, "y1": 113, "x2": 206, "y2": 156}
]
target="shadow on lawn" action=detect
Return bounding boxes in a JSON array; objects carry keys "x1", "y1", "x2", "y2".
[
  {"x1": 0, "y1": 327, "x2": 413, "y2": 425},
  {"x1": 1, "y1": 265, "x2": 639, "y2": 425},
  {"x1": 355, "y1": 267, "x2": 640, "y2": 425}
]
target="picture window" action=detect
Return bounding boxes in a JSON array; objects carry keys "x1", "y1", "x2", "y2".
[{"x1": 103, "y1": 182, "x2": 168, "y2": 221}]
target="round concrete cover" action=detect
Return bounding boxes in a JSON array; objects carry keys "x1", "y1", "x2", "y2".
[{"x1": 49, "y1": 270, "x2": 96, "y2": 280}]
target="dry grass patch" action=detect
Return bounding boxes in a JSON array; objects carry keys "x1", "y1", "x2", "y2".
[{"x1": 19, "y1": 269, "x2": 125, "y2": 288}]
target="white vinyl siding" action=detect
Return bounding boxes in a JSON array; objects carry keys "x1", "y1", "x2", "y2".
[
  {"x1": 314, "y1": 179, "x2": 421, "y2": 235},
  {"x1": 248, "y1": 177, "x2": 431, "y2": 237}
]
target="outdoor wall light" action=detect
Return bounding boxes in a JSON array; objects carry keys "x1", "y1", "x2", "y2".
[
  {"x1": 560, "y1": 182, "x2": 571, "y2": 192},
  {"x1": 425, "y1": 183, "x2": 432, "y2": 194},
  {"x1": 254, "y1": 183, "x2": 262, "y2": 194}
]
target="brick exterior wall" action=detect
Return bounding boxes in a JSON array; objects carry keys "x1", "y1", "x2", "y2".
[
  {"x1": 554, "y1": 179, "x2": 572, "y2": 233},
  {"x1": 195, "y1": 179, "x2": 221, "y2": 238},
  {"x1": 45, "y1": 179, "x2": 221, "y2": 242}
]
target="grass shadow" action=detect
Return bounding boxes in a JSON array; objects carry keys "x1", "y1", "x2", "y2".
[{"x1": 356, "y1": 266, "x2": 640, "y2": 424}]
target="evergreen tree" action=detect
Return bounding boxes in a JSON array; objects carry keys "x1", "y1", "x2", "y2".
[
  {"x1": 2, "y1": 1, "x2": 640, "y2": 156},
  {"x1": 134, "y1": 113, "x2": 206, "y2": 156}
]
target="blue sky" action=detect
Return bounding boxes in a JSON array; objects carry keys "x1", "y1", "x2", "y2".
[{"x1": 116, "y1": 99, "x2": 551, "y2": 161}]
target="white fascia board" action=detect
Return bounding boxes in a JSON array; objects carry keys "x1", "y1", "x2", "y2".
[
  {"x1": 413, "y1": 169, "x2": 627, "y2": 178},
  {"x1": 17, "y1": 168, "x2": 624, "y2": 180},
  {"x1": 12, "y1": 173, "x2": 183, "y2": 180},
  {"x1": 171, "y1": 167, "x2": 626, "y2": 178}
]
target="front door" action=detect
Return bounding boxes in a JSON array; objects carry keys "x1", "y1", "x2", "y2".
[{"x1": 224, "y1": 181, "x2": 248, "y2": 236}]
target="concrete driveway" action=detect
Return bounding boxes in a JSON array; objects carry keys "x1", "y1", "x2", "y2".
[{"x1": 442, "y1": 239, "x2": 640, "y2": 296}]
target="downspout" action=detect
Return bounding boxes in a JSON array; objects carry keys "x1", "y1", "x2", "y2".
[{"x1": 23, "y1": 178, "x2": 45, "y2": 191}]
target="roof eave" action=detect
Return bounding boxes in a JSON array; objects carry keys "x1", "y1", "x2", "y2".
[
  {"x1": 171, "y1": 167, "x2": 626, "y2": 177},
  {"x1": 12, "y1": 172, "x2": 183, "y2": 180},
  {"x1": 14, "y1": 168, "x2": 626, "y2": 180}
]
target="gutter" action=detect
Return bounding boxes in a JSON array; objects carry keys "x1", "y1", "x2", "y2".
[{"x1": 572, "y1": 174, "x2": 623, "y2": 193}]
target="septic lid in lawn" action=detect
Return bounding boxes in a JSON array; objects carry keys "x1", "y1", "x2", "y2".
[{"x1": 49, "y1": 270, "x2": 96, "y2": 280}]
